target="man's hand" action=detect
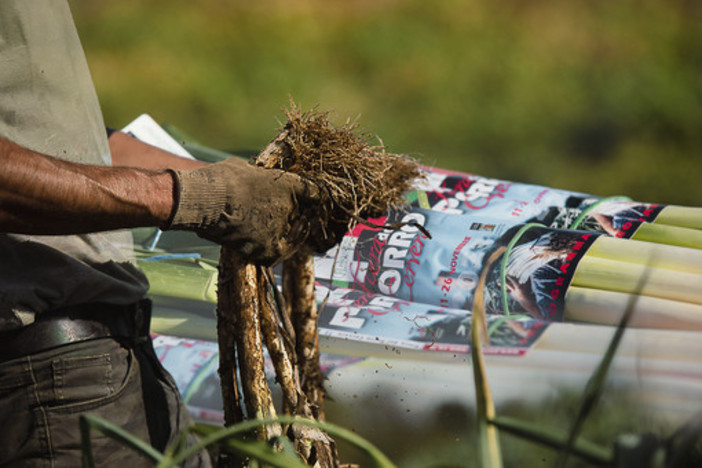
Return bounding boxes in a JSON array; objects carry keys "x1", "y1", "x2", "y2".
[
  {"x1": 166, "y1": 157, "x2": 321, "y2": 265},
  {"x1": 0, "y1": 134, "x2": 335, "y2": 264}
]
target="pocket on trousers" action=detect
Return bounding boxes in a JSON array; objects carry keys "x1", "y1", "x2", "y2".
[{"x1": 48, "y1": 341, "x2": 136, "y2": 414}]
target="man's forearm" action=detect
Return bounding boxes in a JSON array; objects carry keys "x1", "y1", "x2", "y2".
[
  {"x1": 108, "y1": 131, "x2": 208, "y2": 171},
  {"x1": 0, "y1": 137, "x2": 174, "y2": 234}
]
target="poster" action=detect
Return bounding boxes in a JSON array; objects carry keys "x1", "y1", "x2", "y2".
[
  {"x1": 409, "y1": 166, "x2": 664, "y2": 239},
  {"x1": 316, "y1": 281, "x2": 549, "y2": 356},
  {"x1": 152, "y1": 334, "x2": 364, "y2": 424},
  {"x1": 314, "y1": 208, "x2": 600, "y2": 321}
]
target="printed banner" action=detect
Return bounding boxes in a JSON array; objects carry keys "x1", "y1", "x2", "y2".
[
  {"x1": 316, "y1": 281, "x2": 549, "y2": 355},
  {"x1": 409, "y1": 166, "x2": 664, "y2": 239},
  {"x1": 152, "y1": 334, "x2": 363, "y2": 424},
  {"x1": 314, "y1": 208, "x2": 601, "y2": 321}
]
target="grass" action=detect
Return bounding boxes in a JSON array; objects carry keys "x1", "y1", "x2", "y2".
[{"x1": 324, "y1": 384, "x2": 685, "y2": 467}]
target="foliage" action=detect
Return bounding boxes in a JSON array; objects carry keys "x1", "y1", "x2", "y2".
[
  {"x1": 70, "y1": 0, "x2": 702, "y2": 206},
  {"x1": 80, "y1": 414, "x2": 395, "y2": 468}
]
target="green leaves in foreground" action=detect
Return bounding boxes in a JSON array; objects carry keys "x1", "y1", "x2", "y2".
[{"x1": 79, "y1": 413, "x2": 396, "y2": 468}]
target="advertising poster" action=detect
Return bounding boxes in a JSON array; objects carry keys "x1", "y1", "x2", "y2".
[
  {"x1": 314, "y1": 208, "x2": 600, "y2": 321},
  {"x1": 409, "y1": 166, "x2": 664, "y2": 239},
  {"x1": 152, "y1": 335, "x2": 364, "y2": 424},
  {"x1": 316, "y1": 281, "x2": 549, "y2": 356}
]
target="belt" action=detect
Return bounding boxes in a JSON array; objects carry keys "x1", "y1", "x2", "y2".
[{"x1": 0, "y1": 300, "x2": 152, "y2": 363}]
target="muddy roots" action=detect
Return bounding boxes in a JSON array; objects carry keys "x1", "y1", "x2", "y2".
[{"x1": 255, "y1": 102, "x2": 422, "y2": 247}]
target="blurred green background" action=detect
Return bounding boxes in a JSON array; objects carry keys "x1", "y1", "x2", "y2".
[{"x1": 70, "y1": 0, "x2": 701, "y2": 206}]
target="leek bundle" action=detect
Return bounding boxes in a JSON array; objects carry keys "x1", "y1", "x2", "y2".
[{"x1": 216, "y1": 103, "x2": 419, "y2": 466}]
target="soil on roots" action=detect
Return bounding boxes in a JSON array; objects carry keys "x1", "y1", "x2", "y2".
[{"x1": 255, "y1": 102, "x2": 422, "y2": 247}]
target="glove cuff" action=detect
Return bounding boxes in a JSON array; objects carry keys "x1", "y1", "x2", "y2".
[
  {"x1": 161, "y1": 169, "x2": 180, "y2": 229},
  {"x1": 164, "y1": 167, "x2": 228, "y2": 232}
]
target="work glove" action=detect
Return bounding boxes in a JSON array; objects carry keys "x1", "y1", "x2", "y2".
[{"x1": 164, "y1": 157, "x2": 323, "y2": 265}]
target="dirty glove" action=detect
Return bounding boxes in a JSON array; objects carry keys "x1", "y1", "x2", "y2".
[{"x1": 164, "y1": 157, "x2": 319, "y2": 265}]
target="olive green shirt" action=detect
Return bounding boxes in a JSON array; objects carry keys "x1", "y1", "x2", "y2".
[{"x1": 0, "y1": 1, "x2": 149, "y2": 330}]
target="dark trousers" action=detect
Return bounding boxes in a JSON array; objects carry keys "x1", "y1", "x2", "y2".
[{"x1": 0, "y1": 335, "x2": 212, "y2": 467}]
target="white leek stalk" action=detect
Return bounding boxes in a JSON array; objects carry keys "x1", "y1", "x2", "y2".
[
  {"x1": 571, "y1": 256, "x2": 702, "y2": 305},
  {"x1": 632, "y1": 222, "x2": 702, "y2": 250},
  {"x1": 565, "y1": 286, "x2": 702, "y2": 331},
  {"x1": 587, "y1": 236, "x2": 702, "y2": 274},
  {"x1": 654, "y1": 205, "x2": 702, "y2": 230}
]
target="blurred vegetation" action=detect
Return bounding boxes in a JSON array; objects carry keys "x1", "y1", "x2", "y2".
[
  {"x1": 70, "y1": 0, "x2": 701, "y2": 206},
  {"x1": 326, "y1": 384, "x2": 692, "y2": 467}
]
